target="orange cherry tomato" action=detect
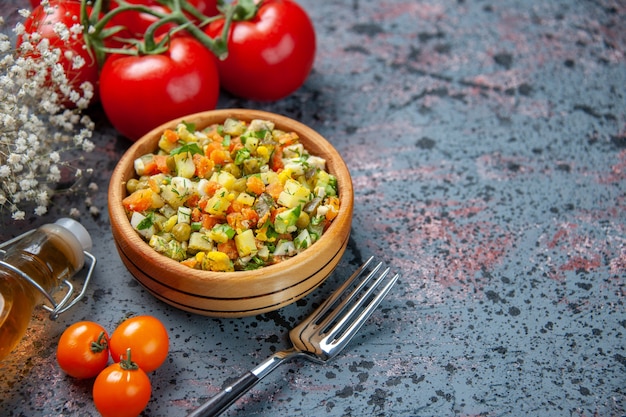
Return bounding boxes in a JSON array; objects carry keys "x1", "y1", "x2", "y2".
[
  {"x1": 56, "y1": 321, "x2": 109, "y2": 379},
  {"x1": 109, "y1": 315, "x2": 169, "y2": 373},
  {"x1": 93, "y1": 352, "x2": 151, "y2": 417}
]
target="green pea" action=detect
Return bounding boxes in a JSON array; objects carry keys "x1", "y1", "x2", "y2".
[
  {"x1": 232, "y1": 177, "x2": 248, "y2": 192},
  {"x1": 172, "y1": 223, "x2": 192, "y2": 242},
  {"x1": 223, "y1": 163, "x2": 242, "y2": 178},
  {"x1": 126, "y1": 178, "x2": 140, "y2": 194}
]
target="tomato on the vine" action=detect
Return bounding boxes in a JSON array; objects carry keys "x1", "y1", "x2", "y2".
[
  {"x1": 93, "y1": 351, "x2": 152, "y2": 417},
  {"x1": 56, "y1": 321, "x2": 109, "y2": 379},
  {"x1": 109, "y1": 315, "x2": 169, "y2": 373},
  {"x1": 205, "y1": 0, "x2": 316, "y2": 101},
  {"x1": 108, "y1": 0, "x2": 219, "y2": 40},
  {"x1": 19, "y1": 0, "x2": 100, "y2": 107},
  {"x1": 99, "y1": 35, "x2": 220, "y2": 141}
]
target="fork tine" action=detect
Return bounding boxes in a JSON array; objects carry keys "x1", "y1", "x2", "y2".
[
  {"x1": 321, "y1": 265, "x2": 399, "y2": 352},
  {"x1": 311, "y1": 256, "x2": 380, "y2": 328}
]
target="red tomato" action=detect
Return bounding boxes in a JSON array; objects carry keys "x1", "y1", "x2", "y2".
[
  {"x1": 19, "y1": 0, "x2": 100, "y2": 107},
  {"x1": 205, "y1": 0, "x2": 316, "y2": 101},
  {"x1": 99, "y1": 35, "x2": 220, "y2": 141},
  {"x1": 56, "y1": 321, "x2": 109, "y2": 379},
  {"x1": 93, "y1": 358, "x2": 151, "y2": 417},
  {"x1": 108, "y1": 0, "x2": 219, "y2": 40},
  {"x1": 109, "y1": 315, "x2": 169, "y2": 373}
]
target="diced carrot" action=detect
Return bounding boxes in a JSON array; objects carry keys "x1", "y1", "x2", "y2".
[
  {"x1": 180, "y1": 258, "x2": 197, "y2": 268},
  {"x1": 147, "y1": 177, "x2": 159, "y2": 193},
  {"x1": 162, "y1": 128, "x2": 179, "y2": 143},
  {"x1": 122, "y1": 189, "x2": 153, "y2": 212},
  {"x1": 229, "y1": 137, "x2": 243, "y2": 153},
  {"x1": 193, "y1": 153, "x2": 214, "y2": 178},
  {"x1": 153, "y1": 154, "x2": 170, "y2": 174},
  {"x1": 139, "y1": 156, "x2": 159, "y2": 176},
  {"x1": 241, "y1": 207, "x2": 259, "y2": 228},
  {"x1": 227, "y1": 200, "x2": 244, "y2": 214},
  {"x1": 186, "y1": 193, "x2": 200, "y2": 208},
  {"x1": 206, "y1": 128, "x2": 223, "y2": 142},
  {"x1": 270, "y1": 146, "x2": 284, "y2": 171},
  {"x1": 210, "y1": 149, "x2": 231, "y2": 165},
  {"x1": 217, "y1": 240, "x2": 238, "y2": 260},
  {"x1": 325, "y1": 196, "x2": 340, "y2": 220},
  {"x1": 204, "y1": 180, "x2": 221, "y2": 197},
  {"x1": 226, "y1": 212, "x2": 243, "y2": 230},
  {"x1": 277, "y1": 132, "x2": 298, "y2": 145},
  {"x1": 204, "y1": 141, "x2": 222, "y2": 157},
  {"x1": 201, "y1": 214, "x2": 223, "y2": 230},
  {"x1": 265, "y1": 181, "x2": 283, "y2": 200},
  {"x1": 246, "y1": 176, "x2": 265, "y2": 195},
  {"x1": 191, "y1": 207, "x2": 202, "y2": 222}
]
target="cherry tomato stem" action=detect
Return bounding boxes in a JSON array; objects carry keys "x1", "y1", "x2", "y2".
[{"x1": 56, "y1": 321, "x2": 110, "y2": 379}]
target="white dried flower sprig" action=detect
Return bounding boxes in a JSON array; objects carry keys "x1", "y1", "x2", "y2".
[{"x1": 0, "y1": 7, "x2": 96, "y2": 221}]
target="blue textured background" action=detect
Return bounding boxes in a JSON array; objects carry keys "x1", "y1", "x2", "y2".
[{"x1": 1, "y1": 1, "x2": 624, "y2": 416}]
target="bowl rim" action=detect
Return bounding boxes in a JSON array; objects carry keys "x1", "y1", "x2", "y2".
[{"x1": 108, "y1": 108, "x2": 354, "y2": 286}]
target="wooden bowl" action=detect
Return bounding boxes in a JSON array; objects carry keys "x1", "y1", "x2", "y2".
[{"x1": 108, "y1": 109, "x2": 353, "y2": 317}]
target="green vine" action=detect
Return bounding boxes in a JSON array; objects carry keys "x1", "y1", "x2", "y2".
[{"x1": 80, "y1": 0, "x2": 263, "y2": 66}]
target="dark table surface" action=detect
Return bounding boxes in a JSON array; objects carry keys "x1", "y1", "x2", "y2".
[{"x1": 1, "y1": 0, "x2": 625, "y2": 416}]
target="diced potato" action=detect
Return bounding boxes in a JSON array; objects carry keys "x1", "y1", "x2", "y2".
[
  {"x1": 234, "y1": 229, "x2": 257, "y2": 257},
  {"x1": 248, "y1": 119, "x2": 274, "y2": 133},
  {"x1": 236, "y1": 192, "x2": 255, "y2": 206},
  {"x1": 161, "y1": 176, "x2": 192, "y2": 208},
  {"x1": 208, "y1": 228, "x2": 229, "y2": 244},
  {"x1": 244, "y1": 136, "x2": 259, "y2": 152},
  {"x1": 188, "y1": 232, "x2": 213, "y2": 252},
  {"x1": 204, "y1": 188, "x2": 231, "y2": 215},
  {"x1": 177, "y1": 206, "x2": 191, "y2": 224},
  {"x1": 158, "y1": 136, "x2": 178, "y2": 153},
  {"x1": 283, "y1": 161, "x2": 305, "y2": 177},
  {"x1": 210, "y1": 170, "x2": 237, "y2": 189},
  {"x1": 277, "y1": 179, "x2": 311, "y2": 208},
  {"x1": 259, "y1": 170, "x2": 278, "y2": 185},
  {"x1": 176, "y1": 123, "x2": 195, "y2": 142},
  {"x1": 174, "y1": 152, "x2": 196, "y2": 178},
  {"x1": 223, "y1": 118, "x2": 247, "y2": 136}
]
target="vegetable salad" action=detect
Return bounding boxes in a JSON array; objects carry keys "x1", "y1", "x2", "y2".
[{"x1": 122, "y1": 118, "x2": 340, "y2": 272}]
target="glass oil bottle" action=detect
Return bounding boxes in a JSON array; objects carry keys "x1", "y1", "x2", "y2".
[{"x1": 0, "y1": 218, "x2": 95, "y2": 361}]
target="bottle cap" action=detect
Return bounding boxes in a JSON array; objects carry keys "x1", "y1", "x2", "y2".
[{"x1": 54, "y1": 218, "x2": 93, "y2": 252}]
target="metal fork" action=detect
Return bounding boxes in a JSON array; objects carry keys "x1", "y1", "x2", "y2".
[{"x1": 187, "y1": 256, "x2": 399, "y2": 417}]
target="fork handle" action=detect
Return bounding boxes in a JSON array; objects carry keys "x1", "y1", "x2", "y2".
[
  {"x1": 187, "y1": 371, "x2": 258, "y2": 417},
  {"x1": 187, "y1": 348, "x2": 298, "y2": 417}
]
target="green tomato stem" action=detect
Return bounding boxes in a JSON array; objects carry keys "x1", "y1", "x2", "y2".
[
  {"x1": 119, "y1": 348, "x2": 140, "y2": 371},
  {"x1": 90, "y1": 331, "x2": 108, "y2": 354},
  {"x1": 80, "y1": 0, "x2": 247, "y2": 64}
]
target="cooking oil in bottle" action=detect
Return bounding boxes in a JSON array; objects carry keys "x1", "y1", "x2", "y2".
[{"x1": 0, "y1": 218, "x2": 92, "y2": 361}]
